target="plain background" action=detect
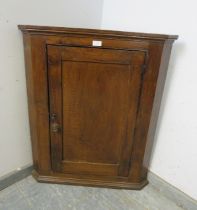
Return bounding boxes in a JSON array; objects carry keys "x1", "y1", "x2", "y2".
[
  {"x1": 101, "y1": 0, "x2": 197, "y2": 200},
  {"x1": 0, "y1": 0, "x2": 197, "y2": 200},
  {"x1": 0, "y1": 0, "x2": 103, "y2": 179}
]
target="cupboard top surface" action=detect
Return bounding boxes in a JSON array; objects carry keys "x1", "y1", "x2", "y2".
[{"x1": 18, "y1": 25, "x2": 178, "y2": 41}]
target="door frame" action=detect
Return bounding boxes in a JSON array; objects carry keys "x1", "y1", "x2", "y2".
[{"x1": 47, "y1": 44, "x2": 148, "y2": 178}]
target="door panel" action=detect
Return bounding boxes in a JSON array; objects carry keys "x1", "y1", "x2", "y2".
[
  {"x1": 47, "y1": 45, "x2": 145, "y2": 177},
  {"x1": 62, "y1": 61, "x2": 130, "y2": 164}
]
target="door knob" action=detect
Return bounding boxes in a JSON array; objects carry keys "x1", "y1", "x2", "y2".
[{"x1": 51, "y1": 123, "x2": 61, "y2": 133}]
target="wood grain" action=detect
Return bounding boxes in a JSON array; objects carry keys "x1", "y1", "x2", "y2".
[{"x1": 19, "y1": 25, "x2": 178, "y2": 189}]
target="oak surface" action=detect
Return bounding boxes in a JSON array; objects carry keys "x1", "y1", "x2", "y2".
[{"x1": 19, "y1": 25, "x2": 178, "y2": 189}]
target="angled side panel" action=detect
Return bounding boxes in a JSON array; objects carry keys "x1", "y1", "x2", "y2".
[
  {"x1": 128, "y1": 41, "x2": 165, "y2": 182},
  {"x1": 142, "y1": 40, "x2": 174, "y2": 177},
  {"x1": 22, "y1": 34, "x2": 51, "y2": 173}
]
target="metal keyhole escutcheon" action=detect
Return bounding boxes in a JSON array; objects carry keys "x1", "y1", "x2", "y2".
[{"x1": 50, "y1": 113, "x2": 61, "y2": 133}]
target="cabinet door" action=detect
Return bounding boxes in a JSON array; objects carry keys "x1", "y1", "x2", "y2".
[{"x1": 47, "y1": 45, "x2": 146, "y2": 177}]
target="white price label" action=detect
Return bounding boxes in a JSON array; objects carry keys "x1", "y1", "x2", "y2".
[{"x1": 92, "y1": 40, "x2": 102, "y2": 47}]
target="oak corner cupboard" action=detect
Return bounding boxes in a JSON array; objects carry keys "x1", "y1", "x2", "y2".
[{"x1": 18, "y1": 25, "x2": 178, "y2": 190}]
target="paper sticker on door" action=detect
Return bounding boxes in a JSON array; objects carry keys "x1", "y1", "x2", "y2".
[{"x1": 92, "y1": 40, "x2": 102, "y2": 47}]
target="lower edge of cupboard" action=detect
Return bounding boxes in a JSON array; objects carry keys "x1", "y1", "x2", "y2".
[{"x1": 32, "y1": 170, "x2": 148, "y2": 190}]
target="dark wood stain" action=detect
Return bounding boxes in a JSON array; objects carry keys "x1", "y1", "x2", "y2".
[{"x1": 19, "y1": 25, "x2": 178, "y2": 189}]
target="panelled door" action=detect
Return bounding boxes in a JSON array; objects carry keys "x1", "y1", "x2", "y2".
[{"x1": 47, "y1": 45, "x2": 146, "y2": 177}]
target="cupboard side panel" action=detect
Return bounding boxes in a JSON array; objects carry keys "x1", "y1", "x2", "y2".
[
  {"x1": 128, "y1": 41, "x2": 165, "y2": 182},
  {"x1": 23, "y1": 34, "x2": 39, "y2": 171},
  {"x1": 142, "y1": 40, "x2": 174, "y2": 179},
  {"x1": 24, "y1": 34, "x2": 51, "y2": 173}
]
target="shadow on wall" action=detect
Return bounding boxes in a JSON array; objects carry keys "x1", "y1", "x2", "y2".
[{"x1": 148, "y1": 41, "x2": 185, "y2": 167}]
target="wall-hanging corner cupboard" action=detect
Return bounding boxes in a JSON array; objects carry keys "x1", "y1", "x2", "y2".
[{"x1": 18, "y1": 25, "x2": 178, "y2": 189}]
